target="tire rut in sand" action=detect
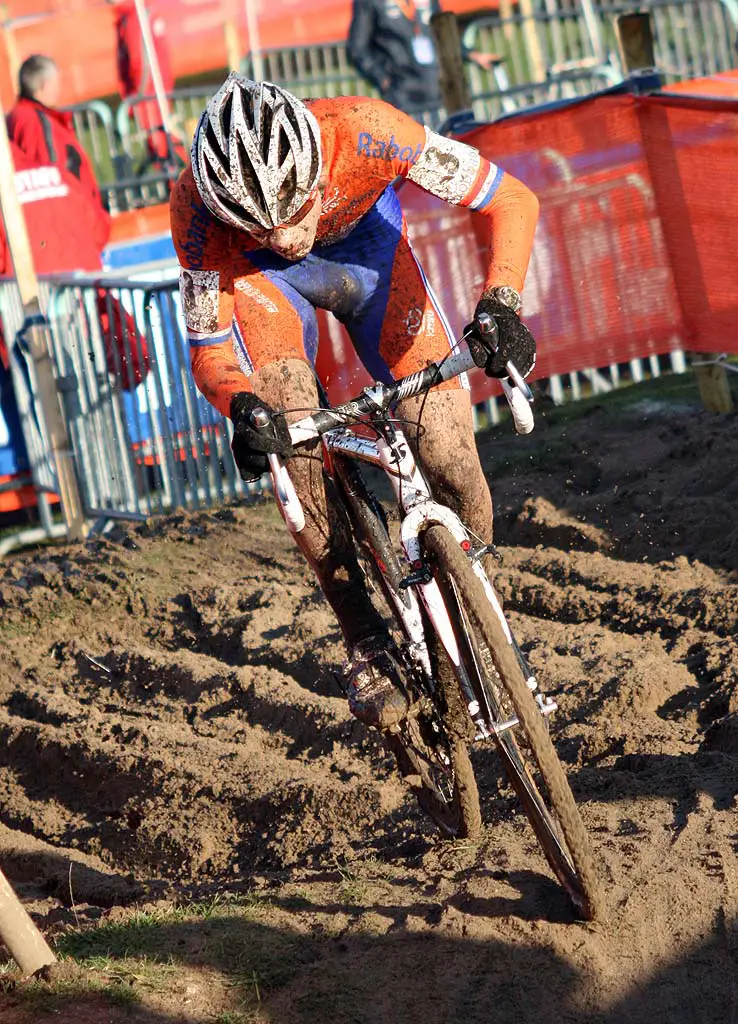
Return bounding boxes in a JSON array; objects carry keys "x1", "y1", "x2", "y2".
[{"x1": 0, "y1": 632, "x2": 409, "y2": 882}]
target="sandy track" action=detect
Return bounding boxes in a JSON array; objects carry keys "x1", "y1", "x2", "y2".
[{"x1": 0, "y1": 399, "x2": 736, "y2": 1022}]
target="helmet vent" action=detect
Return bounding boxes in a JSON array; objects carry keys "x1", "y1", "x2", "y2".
[{"x1": 191, "y1": 73, "x2": 323, "y2": 232}]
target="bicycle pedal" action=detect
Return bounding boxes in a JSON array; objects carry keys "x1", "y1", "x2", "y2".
[{"x1": 399, "y1": 566, "x2": 432, "y2": 588}]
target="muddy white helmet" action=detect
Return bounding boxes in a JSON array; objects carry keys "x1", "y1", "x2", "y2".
[{"x1": 191, "y1": 72, "x2": 322, "y2": 231}]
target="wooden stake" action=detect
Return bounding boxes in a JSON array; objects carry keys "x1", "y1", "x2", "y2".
[
  {"x1": 499, "y1": 0, "x2": 515, "y2": 44},
  {"x1": 430, "y1": 11, "x2": 471, "y2": 115},
  {"x1": 0, "y1": 99, "x2": 86, "y2": 538},
  {"x1": 691, "y1": 355, "x2": 734, "y2": 413},
  {"x1": 2, "y1": 14, "x2": 20, "y2": 89},
  {"x1": 0, "y1": 4, "x2": 17, "y2": 108},
  {"x1": 615, "y1": 11, "x2": 733, "y2": 413},
  {"x1": 0, "y1": 864, "x2": 56, "y2": 975},
  {"x1": 244, "y1": 0, "x2": 264, "y2": 81},
  {"x1": 615, "y1": 10, "x2": 656, "y2": 72},
  {"x1": 224, "y1": 20, "x2": 241, "y2": 72},
  {"x1": 133, "y1": 0, "x2": 176, "y2": 138}
]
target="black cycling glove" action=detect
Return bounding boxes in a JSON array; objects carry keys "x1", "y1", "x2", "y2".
[
  {"x1": 230, "y1": 392, "x2": 294, "y2": 482},
  {"x1": 467, "y1": 295, "x2": 537, "y2": 379}
]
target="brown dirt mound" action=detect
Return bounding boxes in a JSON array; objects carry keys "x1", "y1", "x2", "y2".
[{"x1": 0, "y1": 396, "x2": 736, "y2": 1022}]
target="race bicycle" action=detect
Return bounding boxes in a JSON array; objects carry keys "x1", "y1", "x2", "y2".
[{"x1": 252, "y1": 315, "x2": 604, "y2": 921}]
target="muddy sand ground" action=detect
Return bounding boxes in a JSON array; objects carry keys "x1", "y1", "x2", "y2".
[{"x1": 0, "y1": 382, "x2": 736, "y2": 1023}]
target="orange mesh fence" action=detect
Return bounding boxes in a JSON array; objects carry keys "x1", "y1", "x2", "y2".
[{"x1": 317, "y1": 92, "x2": 738, "y2": 407}]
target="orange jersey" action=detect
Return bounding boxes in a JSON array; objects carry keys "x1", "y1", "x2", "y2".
[{"x1": 170, "y1": 97, "x2": 539, "y2": 415}]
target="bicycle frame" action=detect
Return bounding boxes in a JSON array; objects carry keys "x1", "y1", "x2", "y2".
[
  {"x1": 267, "y1": 412, "x2": 529, "y2": 739},
  {"x1": 255, "y1": 332, "x2": 548, "y2": 735}
]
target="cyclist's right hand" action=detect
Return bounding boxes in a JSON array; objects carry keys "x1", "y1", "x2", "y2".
[{"x1": 230, "y1": 392, "x2": 294, "y2": 481}]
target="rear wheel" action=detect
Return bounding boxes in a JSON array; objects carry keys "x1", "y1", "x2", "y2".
[
  {"x1": 384, "y1": 715, "x2": 480, "y2": 839},
  {"x1": 423, "y1": 525, "x2": 604, "y2": 921},
  {"x1": 333, "y1": 455, "x2": 481, "y2": 839}
]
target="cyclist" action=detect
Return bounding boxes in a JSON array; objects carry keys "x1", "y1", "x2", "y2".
[{"x1": 170, "y1": 73, "x2": 539, "y2": 731}]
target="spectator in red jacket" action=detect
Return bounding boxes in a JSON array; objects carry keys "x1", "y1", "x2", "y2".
[
  {"x1": 110, "y1": 0, "x2": 187, "y2": 174},
  {"x1": 0, "y1": 142, "x2": 105, "y2": 278},
  {"x1": 0, "y1": 141, "x2": 104, "y2": 369},
  {"x1": 7, "y1": 54, "x2": 111, "y2": 253},
  {"x1": 0, "y1": 142, "x2": 150, "y2": 391}
]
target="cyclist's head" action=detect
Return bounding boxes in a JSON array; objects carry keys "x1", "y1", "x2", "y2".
[{"x1": 191, "y1": 72, "x2": 322, "y2": 232}]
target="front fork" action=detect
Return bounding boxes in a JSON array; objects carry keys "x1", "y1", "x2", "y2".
[{"x1": 399, "y1": 502, "x2": 557, "y2": 737}]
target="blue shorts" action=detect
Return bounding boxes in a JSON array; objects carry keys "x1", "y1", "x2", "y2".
[{"x1": 231, "y1": 185, "x2": 463, "y2": 389}]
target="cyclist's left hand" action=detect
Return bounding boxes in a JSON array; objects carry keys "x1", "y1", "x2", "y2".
[{"x1": 468, "y1": 293, "x2": 537, "y2": 379}]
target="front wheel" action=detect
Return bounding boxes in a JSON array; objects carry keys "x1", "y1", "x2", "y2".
[{"x1": 422, "y1": 525, "x2": 605, "y2": 921}]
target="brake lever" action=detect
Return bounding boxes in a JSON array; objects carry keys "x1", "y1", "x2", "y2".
[
  {"x1": 250, "y1": 406, "x2": 306, "y2": 533},
  {"x1": 505, "y1": 361, "x2": 533, "y2": 402},
  {"x1": 251, "y1": 405, "x2": 283, "y2": 484},
  {"x1": 474, "y1": 312, "x2": 533, "y2": 403}
]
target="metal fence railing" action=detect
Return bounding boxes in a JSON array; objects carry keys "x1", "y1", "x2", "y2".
[
  {"x1": 465, "y1": 0, "x2": 738, "y2": 118},
  {"x1": 67, "y1": 100, "x2": 119, "y2": 182},
  {"x1": 62, "y1": 0, "x2": 738, "y2": 208},
  {"x1": 0, "y1": 262, "x2": 686, "y2": 552},
  {"x1": 0, "y1": 276, "x2": 266, "y2": 531}
]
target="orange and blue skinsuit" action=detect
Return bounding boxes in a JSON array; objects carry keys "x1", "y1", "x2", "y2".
[
  {"x1": 170, "y1": 97, "x2": 538, "y2": 648},
  {"x1": 170, "y1": 97, "x2": 538, "y2": 418}
]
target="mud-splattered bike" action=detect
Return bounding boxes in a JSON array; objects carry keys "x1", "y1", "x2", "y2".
[{"x1": 252, "y1": 315, "x2": 604, "y2": 921}]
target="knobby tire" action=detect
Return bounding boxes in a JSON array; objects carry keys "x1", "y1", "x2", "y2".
[{"x1": 423, "y1": 525, "x2": 605, "y2": 921}]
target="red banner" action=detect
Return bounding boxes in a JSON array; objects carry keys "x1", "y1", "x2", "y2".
[{"x1": 318, "y1": 92, "x2": 738, "y2": 406}]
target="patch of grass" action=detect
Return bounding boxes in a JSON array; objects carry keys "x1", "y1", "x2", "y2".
[
  {"x1": 287, "y1": 887, "x2": 313, "y2": 904},
  {"x1": 474, "y1": 369, "x2": 726, "y2": 478},
  {"x1": 538, "y1": 368, "x2": 706, "y2": 425},
  {"x1": 6, "y1": 970, "x2": 141, "y2": 1014},
  {"x1": 187, "y1": 890, "x2": 268, "y2": 919},
  {"x1": 542, "y1": 362, "x2": 737, "y2": 429},
  {"x1": 72, "y1": 952, "x2": 177, "y2": 989},
  {"x1": 211, "y1": 1011, "x2": 258, "y2": 1024},
  {"x1": 58, "y1": 891, "x2": 269, "y2": 963},
  {"x1": 212, "y1": 969, "x2": 263, "y2": 1021},
  {"x1": 332, "y1": 857, "x2": 370, "y2": 905},
  {"x1": 0, "y1": 880, "x2": 351, "y2": 1020},
  {"x1": 41, "y1": 888, "x2": 307, "y2": 1019},
  {"x1": 0, "y1": 951, "x2": 177, "y2": 1016}
]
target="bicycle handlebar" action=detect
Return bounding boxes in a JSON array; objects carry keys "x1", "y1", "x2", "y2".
[
  {"x1": 286, "y1": 345, "x2": 482, "y2": 447},
  {"x1": 254, "y1": 322, "x2": 534, "y2": 447}
]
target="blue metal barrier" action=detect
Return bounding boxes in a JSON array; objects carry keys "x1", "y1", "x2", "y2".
[{"x1": 0, "y1": 276, "x2": 266, "y2": 533}]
